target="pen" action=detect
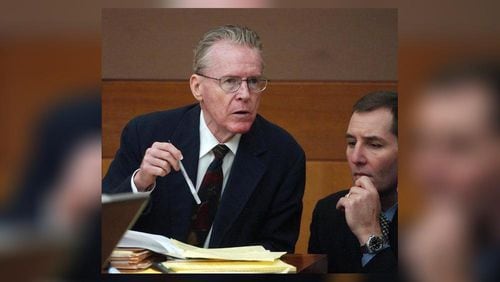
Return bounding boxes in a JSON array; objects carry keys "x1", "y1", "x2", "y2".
[
  {"x1": 168, "y1": 140, "x2": 201, "y2": 205},
  {"x1": 179, "y1": 160, "x2": 201, "y2": 204}
]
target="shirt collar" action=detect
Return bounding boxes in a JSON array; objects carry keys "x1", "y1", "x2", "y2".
[
  {"x1": 383, "y1": 203, "x2": 398, "y2": 222},
  {"x1": 199, "y1": 110, "x2": 241, "y2": 158}
]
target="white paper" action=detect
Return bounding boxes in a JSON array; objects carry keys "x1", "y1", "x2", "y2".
[{"x1": 117, "y1": 230, "x2": 286, "y2": 261}]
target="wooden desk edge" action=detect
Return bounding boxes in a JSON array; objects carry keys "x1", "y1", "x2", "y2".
[{"x1": 282, "y1": 254, "x2": 327, "y2": 274}]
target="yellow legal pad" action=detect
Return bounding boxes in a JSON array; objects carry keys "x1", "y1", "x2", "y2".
[{"x1": 162, "y1": 259, "x2": 297, "y2": 274}]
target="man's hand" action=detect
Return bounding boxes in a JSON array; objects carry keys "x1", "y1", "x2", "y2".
[
  {"x1": 134, "y1": 142, "x2": 183, "y2": 191},
  {"x1": 336, "y1": 176, "x2": 382, "y2": 245}
]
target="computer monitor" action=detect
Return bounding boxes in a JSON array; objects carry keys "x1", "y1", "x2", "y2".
[{"x1": 101, "y1": 192, "x2": 149, "y2": 268}]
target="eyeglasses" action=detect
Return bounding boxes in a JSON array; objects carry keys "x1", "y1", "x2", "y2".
[{"x1": 195, "y1": 73, "x2": 268, "y2": 93}]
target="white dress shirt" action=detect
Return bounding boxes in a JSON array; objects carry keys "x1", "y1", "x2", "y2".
[{"x1": 131, "y1": 110, "x2": 241, "y2": 247}]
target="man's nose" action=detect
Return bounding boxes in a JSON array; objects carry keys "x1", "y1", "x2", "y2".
[
  {"x1": 235, "y1": 81, "x2": 251, "y2": 100},
  {"x1": 350, "y1": 145, "x2": 367, "y2": 165}
]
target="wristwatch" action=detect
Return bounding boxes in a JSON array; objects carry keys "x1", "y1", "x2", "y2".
[{"x1": 360, "y1": 235, "x2": 385, "y2": 254}]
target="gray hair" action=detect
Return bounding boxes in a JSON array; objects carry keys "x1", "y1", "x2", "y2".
[{"x1": 193, "y1": 25, "x2": 263, "y2": 73}]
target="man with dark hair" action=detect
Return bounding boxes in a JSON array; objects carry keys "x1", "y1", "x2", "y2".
[
  {"x1": 353, "y1": 91, "x2": 398, "y2": 137},
  {"x1": 309, "y1": 91, "x2": 398, "y2": 273}
]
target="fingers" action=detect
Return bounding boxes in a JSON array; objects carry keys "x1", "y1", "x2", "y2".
[
  {"x1": 144, "y1": 154, "x2": 171, "y2": 176},
  {"x1": 354, "y1": 175, "x2": 377, "y2": 192},
  {"x1": 139, "y1": 142, "x2": 183, "y2": 178},
  {"x1": 339, "y1": 185, "x2": 375, "y2": 211},
  {"x1": 153, "y1": 142, "x2": 183, "y2": 161},
  {"x1": 348, "y1": 180, "x2": 380, "y2": 207},
  {"x1": 338, "y1": 188, "x2": 362, "y2": 207},
  {"x1": 336, "y1": 197, "x2": 346, "y2": 211},
  {"x1": 148, "y1": 147, "x2": 181, "y2": 171},
  {"x1": 141, "y1": 161, "x2": 170, "y2": 177},
  {"x1": 347, "y1": 186, "x2": 366, "y2": 196}
]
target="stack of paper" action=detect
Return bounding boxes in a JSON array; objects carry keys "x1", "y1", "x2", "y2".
[
  {"x1": 109, "y1": 248, "x2": 153, "y2": 270},
  {"x1": 163, "y1": 259, "x2": 296, "y2": 273},
  {"x1": 116, "y1": 230, "x2": 295, "y2": 273},
  {"x1": 118, "y1": 230, "x2": 286, "y2": 261}
]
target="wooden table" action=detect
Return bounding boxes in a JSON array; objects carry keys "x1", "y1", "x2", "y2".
[{"x1": 282, "y1": 254, "x2": 327, "y2": 273}]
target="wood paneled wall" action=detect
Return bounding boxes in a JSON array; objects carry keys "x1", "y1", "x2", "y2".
[
  {"x1": 102, "y1": 80, "x2": 397, "y2": 253},
  {"x1": 103, "y1": 9, "x2": 397, "y2": 81}
]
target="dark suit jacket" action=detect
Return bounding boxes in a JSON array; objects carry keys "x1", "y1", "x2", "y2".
[
  {"x1": 103, "y1": 104, "x2": 305, "y2": 252},
  {"x1": 308, "y1": 190, "x2": 398, "y2": 273}
]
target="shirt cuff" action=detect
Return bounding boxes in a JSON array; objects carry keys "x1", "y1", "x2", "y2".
[
  {"x1": 361, "y1": 243, "x2": 390, "y2": 267},
  {"x1": 131, "y1": 169, "x2": 156, "y2": 193}
]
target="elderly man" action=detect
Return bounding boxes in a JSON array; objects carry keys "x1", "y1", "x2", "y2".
[
  {"x1": 103, "y1": 25, "x2": 305, "y2": 252},
  {"x1": 308, "y1": 91, "x2": 398, "y2": 273}
]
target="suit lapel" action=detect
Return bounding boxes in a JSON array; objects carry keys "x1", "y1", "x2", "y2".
[
  {"x1": 170, "y1": 105, "x2": 201, "y2": 185},
  {"x1": 209, "y1": 118, "x2": 268, "y2": 247},
  {"x1": 167, "y1": 105, "x2": 201, "y2": 239}
]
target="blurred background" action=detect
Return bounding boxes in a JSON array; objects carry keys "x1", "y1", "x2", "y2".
[{"x1": 0, "y1": 1, "x2": 499, "y2": 281}]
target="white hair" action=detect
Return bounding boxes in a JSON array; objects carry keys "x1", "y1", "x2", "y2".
[{"x1": 193, "y1": 24, "x2": 263, "y2": 73}]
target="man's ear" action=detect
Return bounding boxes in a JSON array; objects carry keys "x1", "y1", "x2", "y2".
[{"x1": 190, "y1": 74, "x2": 203, "y2": 102}]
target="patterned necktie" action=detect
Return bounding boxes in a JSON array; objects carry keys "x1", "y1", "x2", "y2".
[
  {"x1": 379, "y1": 213, "x2": 390, "y2": 241},
  {"x1": 187, "y1": 144, "x2": 230, "y2": 247}
]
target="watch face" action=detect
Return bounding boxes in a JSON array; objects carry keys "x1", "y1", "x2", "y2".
[{"x1": 367, "y1": 235, "x2": 384, "y2": 253}]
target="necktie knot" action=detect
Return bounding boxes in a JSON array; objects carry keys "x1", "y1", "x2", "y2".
[{"x1": 212, "y1": 144, "x2": 229, "y2": 160}]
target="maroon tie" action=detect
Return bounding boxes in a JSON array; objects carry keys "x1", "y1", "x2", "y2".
[{"x1": 187, "y1": 144, "x2": 230, "y2": 247}]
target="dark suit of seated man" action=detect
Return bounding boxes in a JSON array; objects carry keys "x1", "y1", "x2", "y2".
[
  {"x1": 309, "y1": 91, "x2": 398, "y2": 272},
  {"x1": 102, "y1": 25, "x2": 305, "y2": 252}
]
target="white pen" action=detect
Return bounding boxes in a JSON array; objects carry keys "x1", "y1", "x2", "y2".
[
  {"x1": 168, "y1": 140, "x2": 201, "y2": 205},
  {"x1": 179, "y1": 159, "x2": 201, "y2": 205}
]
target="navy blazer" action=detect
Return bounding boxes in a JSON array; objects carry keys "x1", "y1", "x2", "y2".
[{"x1": 103, "y1": 104, "x2": 305, "y2": 252}]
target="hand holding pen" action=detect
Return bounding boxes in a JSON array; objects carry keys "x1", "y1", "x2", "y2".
[
  {"x1": 133, "y1": 141, "x2": 183, "y2": 192},
  {"x1": 132, "y1": 140, "x2": 201, "y2": 204}
]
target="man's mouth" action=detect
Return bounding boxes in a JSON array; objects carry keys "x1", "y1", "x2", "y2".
[
  {"x1": 353, "y1": 173, "x2": 372, "y2": 178},
  {"x1": 232, "y1": 110, "x2": 251, "y2": 116}
]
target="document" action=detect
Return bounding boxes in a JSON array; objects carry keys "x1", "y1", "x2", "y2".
[
  {"x1": 162, "y1": 259, "x2": 297, "y2": 273},
  {"x1": 117, "y1": 230, "x2": 286, "y2": 261}
]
